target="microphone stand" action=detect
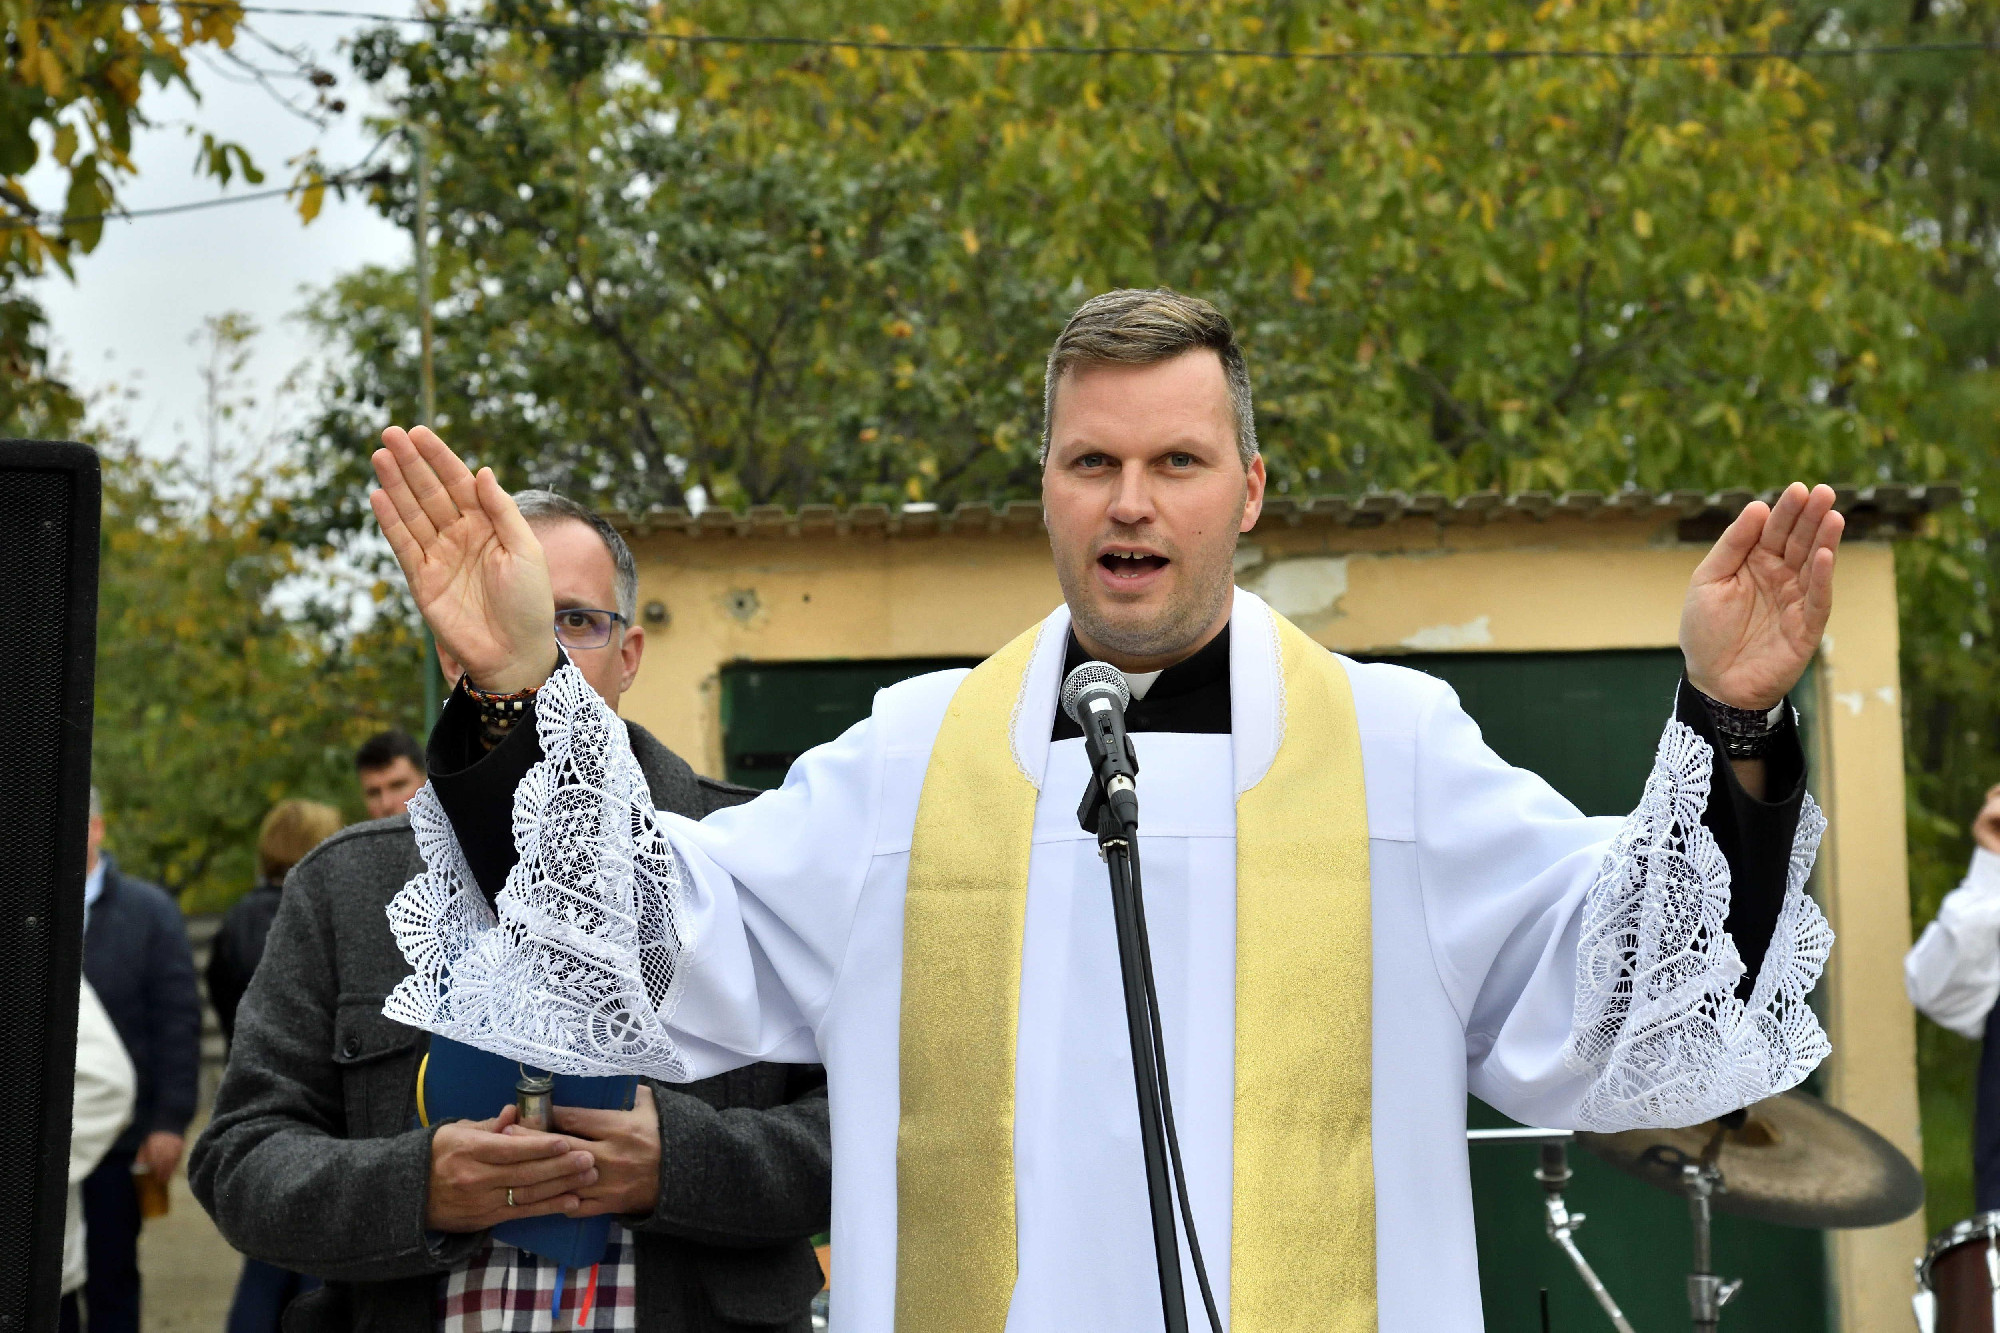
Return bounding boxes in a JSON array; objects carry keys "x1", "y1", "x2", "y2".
[{"x1": 1078, "y1": 772, "x2": 1190, "y2": 1333}]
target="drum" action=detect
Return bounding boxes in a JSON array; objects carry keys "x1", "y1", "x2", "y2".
[{"x1": 1916, "y1": 1213, "x2": 2000, "y2": 1333}]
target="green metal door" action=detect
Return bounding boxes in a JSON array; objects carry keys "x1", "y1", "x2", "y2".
[
  {"x1": 720, "y1": 648, "x2": 1830, "y2": 1330},
  {"x1": 719, "y1": 657, "x2": 979, "y2": 788},
  {"x1": 1397, "y1": 649, "x2": 1828, "y2": 1333}
]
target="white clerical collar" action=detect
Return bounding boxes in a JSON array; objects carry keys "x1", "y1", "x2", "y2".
[
  {"x1": 1009, "y1": 588, "x2": 1287, "y2": 791},
  {"x1": 1122, "y1": 670, "x2": 1163, "y2": 700}
]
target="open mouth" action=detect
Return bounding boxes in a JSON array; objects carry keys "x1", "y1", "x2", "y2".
[{"x1": 1098, "y1": 550, "x2": 1170, "y2": 580}]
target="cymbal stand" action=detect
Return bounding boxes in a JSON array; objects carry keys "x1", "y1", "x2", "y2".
[
  {"x1": 1468, "y1": 1127, "x2": 1636, "y2": 1333},
  {"x1": 1684, "y1": 1119, "x2": 1743, "y2": 1333},
  {"x1": 1537, "y1": 1138, "x2": 1639, "y2": 1333}
]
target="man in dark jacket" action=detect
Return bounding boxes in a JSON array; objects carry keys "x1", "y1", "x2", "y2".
[
  {"x1": 79, "y1": 787, "x2": 203, "y2": 1333},
  {"x1": 192, "y1": 491, "x2": 831, "y2": 1333}
]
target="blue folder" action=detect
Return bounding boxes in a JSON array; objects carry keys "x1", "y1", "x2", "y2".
[{"x1": 417, "y1": 1035, "x2": 638, "y2": 1269}]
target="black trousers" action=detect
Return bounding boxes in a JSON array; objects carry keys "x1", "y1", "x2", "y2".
[
  {"x1": 227, "y1": 1258, "x2": 321, "y2": 1333},
  {"x1": 79, "y1": 1149, "x2": 141, "y2": 1333}
]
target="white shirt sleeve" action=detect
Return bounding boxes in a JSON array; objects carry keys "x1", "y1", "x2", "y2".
[
  {"x1": 1411, "y1": 679, "x2": 1830, "y2": 1131},
  {"x1": 1906, "y1": 848, "x2": 2000, "y2": 1039},
  {"x1": 71, "y1": 978, "x2": 136, "y2": 1183},
  {"x1": 65, "y1": 979, "x2": 135, "y2": 1296}
]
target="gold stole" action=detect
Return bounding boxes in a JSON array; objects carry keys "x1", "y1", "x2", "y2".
[{"x1": 895, "y1": 611, "x2": 1376, "y2": 1332}]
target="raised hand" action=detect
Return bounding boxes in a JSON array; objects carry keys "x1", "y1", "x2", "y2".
[
  {"x1": 370, "y1": 426, "x2": 557, "y2": 693},
  {"x1": 1680, "y1": 482, "x2": 1844, "y2": 712}
]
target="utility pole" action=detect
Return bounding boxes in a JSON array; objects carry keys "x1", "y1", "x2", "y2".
[
  {"x1": 414, "y1": 127, "x2": 438, "y2": 428},
  {"x1": 412, "y1": 125, "x2": 446, "y2": 733}
]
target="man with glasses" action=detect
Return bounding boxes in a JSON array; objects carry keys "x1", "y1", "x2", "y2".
[
  {"x1": 481, "y1": 492, "x2": 647, "y2": 715},
  {"x1": 193, "y1": 489, "x2": 832, "y2": 1333}
]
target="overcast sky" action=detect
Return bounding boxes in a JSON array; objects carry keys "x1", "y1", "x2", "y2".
[{"x1": 27, "y1": 10, "x2": 410, "y2": 461}]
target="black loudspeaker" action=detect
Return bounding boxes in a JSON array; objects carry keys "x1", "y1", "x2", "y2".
[{"x1": 0, "y1": 441, "x2": 100, "y2": 1333}]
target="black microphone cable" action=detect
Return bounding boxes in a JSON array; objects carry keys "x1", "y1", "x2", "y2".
[{"x1": 1121, "y1": 836, "x2": 1224, "y2": 1333}]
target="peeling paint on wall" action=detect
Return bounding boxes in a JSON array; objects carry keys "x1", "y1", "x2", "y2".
[
  {"x1": 1400, "y1": 615, "x2": 1494, "y2": 650},
  {"x1": 1831, "y1": 686, "x2": 1896, "y2": 715},
  {"x1": 1244, "y1": 555, "x2": 1348, "y2": 619}
]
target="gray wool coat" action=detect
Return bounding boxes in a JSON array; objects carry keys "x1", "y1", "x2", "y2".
[{"x1": 189, "y1": 722, "x2": 831, "y2": 1333}]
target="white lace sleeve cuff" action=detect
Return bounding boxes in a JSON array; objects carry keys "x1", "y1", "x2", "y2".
[
  {"x1": 382, "y1": 663, "x2": 696, "y2": 1079},
  {"x1": 1563, "y1": 719, "x2": 1833, "y2": 1131}
]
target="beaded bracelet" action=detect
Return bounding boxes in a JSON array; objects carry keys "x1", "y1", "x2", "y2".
[{"x1": 462, "y1": 676, "x2": 541, "y2": 750}]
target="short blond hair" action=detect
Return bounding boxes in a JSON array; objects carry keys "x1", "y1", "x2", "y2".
[
  {"x1": 257, "y1": 799, "x2": 344, "y2": 882},
  {"x1": 1041, "y1": 288, "x2": 1257, "y2": 465}
]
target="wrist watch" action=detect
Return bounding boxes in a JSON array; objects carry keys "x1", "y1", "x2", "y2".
[{"x1": 1697, "y1": 690, "x2": 1786, "y2": 761}]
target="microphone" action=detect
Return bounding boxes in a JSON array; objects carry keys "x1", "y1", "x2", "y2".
[{"x1": 1063, "y1": 661, "x2": 1139, "y2": 835}]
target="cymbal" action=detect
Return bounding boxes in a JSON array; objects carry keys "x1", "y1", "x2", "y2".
[{"x1": 1575, "y1": 1090, "x2": 1923, "y2": 1229}]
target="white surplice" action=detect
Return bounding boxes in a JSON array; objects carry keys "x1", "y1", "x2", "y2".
[{"x1": 387, "y1": 589, "x2": 1833, "y2": 1331}]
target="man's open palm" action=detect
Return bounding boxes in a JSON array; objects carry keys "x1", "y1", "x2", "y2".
[
  {"x1": 370, "y1": 426, "x2": 556, "y2": 693},
  {"x1": 1680, "y1": 482, "x2": 1844, "y2": 712}
]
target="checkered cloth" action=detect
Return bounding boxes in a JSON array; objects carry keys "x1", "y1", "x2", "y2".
[{"x1": 437, "y1": 1224, "x2": 637, "y2": 1331}]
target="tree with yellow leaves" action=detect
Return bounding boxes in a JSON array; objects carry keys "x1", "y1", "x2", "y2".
[{"x1": 1, "y1": 0, "x2": 255, "y2": 434}]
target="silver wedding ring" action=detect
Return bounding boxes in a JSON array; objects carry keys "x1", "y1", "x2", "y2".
[{"x1": 507, "y1": 1187, "x2": 515, "y2": 1208}]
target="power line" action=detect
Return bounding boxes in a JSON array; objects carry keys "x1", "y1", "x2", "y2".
[
  {"x1": 126, "y1": 3, "x2": 2000, "y2": 64},
  {"x1": 0, "y1": 169, "x2": 389, "y2": 234},
  {"x1": 11, "y1": 5, "x2": 1989, "y2": 237}
]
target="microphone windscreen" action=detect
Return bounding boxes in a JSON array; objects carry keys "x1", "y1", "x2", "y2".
[{"x1": 1061, "y1": 660, "x2": 1130, "y2": 726}]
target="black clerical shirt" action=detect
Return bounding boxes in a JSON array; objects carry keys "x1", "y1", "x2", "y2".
[{"x1": 1051, "y1": 624, "x2": 1233, "y2": 741}]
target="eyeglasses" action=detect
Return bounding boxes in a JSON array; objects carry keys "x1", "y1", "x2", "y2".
[{"x1": 553, "y1": 608, "x2": 630, "y2": 650}]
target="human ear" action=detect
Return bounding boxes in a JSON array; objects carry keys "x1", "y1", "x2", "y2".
[
  {"x1": 619, "y1": 624, "x2": 646, "y2": 694},
  {"x1": 1239, "y1": 454, "x2": 1267, "y2": 533}
]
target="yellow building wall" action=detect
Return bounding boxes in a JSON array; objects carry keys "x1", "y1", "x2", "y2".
[
  {"x1": 620, "y1": 512, "x2": 1922, "y2": 1333},
  {"x1": 1810, "y1": 544, "x2": 1925, "y2": 1328},
  {"x1": 621, "y1": 530, "x2": 1064, "y2": 776}
]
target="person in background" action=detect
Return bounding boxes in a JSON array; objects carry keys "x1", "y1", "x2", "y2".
[
  {"x1": 355, "y1": 729, "x2": 426, "y2": 821},
  {"x1": 208, "y1": 798, "x2": 345, "y2": 1333},
  {"x1": 194, "y1": 489, "x2": 832, "y2": 1333},
  {"x1": 206, "y1": 800, "x2": 346, "y2": 1046},
  {"x1": 1906, "y1": 783, "x2": 2000, "y2": 1209},
  {"x1": 64, "y1": 978, "x2": 136, "y2": 1333},
  {"x1": 78, "y1": 786, "x2": 201, "y2": 1333}
]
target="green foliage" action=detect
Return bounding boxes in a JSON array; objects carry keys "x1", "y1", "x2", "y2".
[
  {"x1": 300, "y1": 0, "x2": 1955, "y2": 521},
  {"x1": 92, "y1": 443, "x2": 427, "y2": 913},
  {"x1": 0, "y1": 289, "x2": 82, "y2": 438},
  {"x1": 92, "y1": 315, "x2": 425, "y2": 913}
]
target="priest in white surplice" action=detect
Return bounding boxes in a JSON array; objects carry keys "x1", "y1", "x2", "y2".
[{"x1": 365, "y1": 290, "x2": 1845, "y2": 1331}]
